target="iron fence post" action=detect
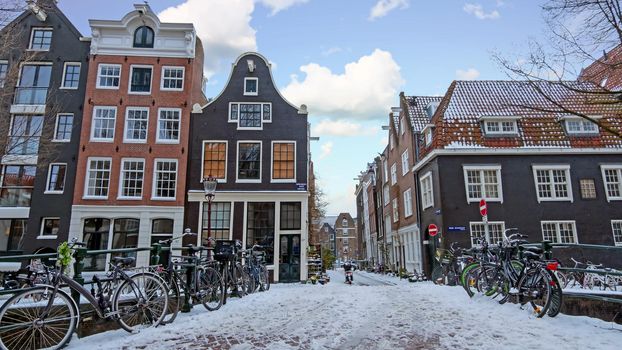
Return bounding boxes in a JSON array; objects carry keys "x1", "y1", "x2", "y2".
[
  {"x1": 72, "y1": 247, "x2": 87, "y2": 305},
  {"x1": 151, "y1": 243, "x2": 161, "y2": 265},
  {"x1": 181, "y1": 260, "x2": 194, "y2": 312},
  {"x1": 542, "y1": 240, "x2": 553, "y2": 260}
]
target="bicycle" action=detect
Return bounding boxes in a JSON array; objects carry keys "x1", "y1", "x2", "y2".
[
  {"x1": 0, "y1": 239, "x2": 169, "y2": 350},
  {"x1": 242, "y1": 245, "x2": 270, "y2": 293}
]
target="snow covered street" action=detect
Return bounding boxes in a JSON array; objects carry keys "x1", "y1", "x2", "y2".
[{"x1": 69, "y1": 270, "x2": 622, "y2": 350}]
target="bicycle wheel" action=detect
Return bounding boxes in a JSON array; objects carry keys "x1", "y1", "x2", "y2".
[
  {"x1": 431, "y1": 265, "x2": 444, "y2": 284},
  {"x1": 113, "y1": 272, "x2": 169, "y2": 332},
  {"x1": 160, "y1": 272, "x2": 181, "y2": 325},
  {"x1": 198, "y1": 267, "x2": 224, "y2": 311},
  {"x1": 244, "y1": 266, "x2": 256, "y2": 294},
  {"x1": 259, "y1": 265, "x2": 270, "y2": 291},
  {"x1": 517, "y1": 267, "x2": 552, "y2": 318},
  {"x1": 461, "y1": 264, "x2": 481, "y2": 298},
  {"x1": 0, "y1": 286, "x2": 78, "y2": 350},
  {"x1": 547, "y1": 270, "x2": 563, "y2": 318}
]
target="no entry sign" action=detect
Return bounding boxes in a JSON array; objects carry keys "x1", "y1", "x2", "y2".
[
  {"x1": 479, "y1": 199, "x2": 487, "y2": 217},
  {"x1": 428, "y1": 223, "x2": 438, "y2": 237}
]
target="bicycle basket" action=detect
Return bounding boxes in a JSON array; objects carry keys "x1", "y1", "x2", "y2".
[
  {"x1": 435, "y1": 248, "x2": 453, "y2": 264},
  {"x1": 214, "y1": 240, "x2": 236, "y2": 261}
]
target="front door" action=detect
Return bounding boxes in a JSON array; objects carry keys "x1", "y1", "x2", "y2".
[{"x1": 279, "y1": 234, "x2": 300, "y2": 282}]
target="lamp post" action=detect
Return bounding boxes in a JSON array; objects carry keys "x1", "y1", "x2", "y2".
[{"x1": 203, "y1": 175, "x2": 218, "y2": 247}]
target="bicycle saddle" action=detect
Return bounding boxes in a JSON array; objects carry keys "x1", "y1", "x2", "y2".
[
  {"x1": 112, "y1": 256, "x2": 135, "y2": 266},
  {"x1": 522, "y1": 246, "x2": 543, "y2": 254}
]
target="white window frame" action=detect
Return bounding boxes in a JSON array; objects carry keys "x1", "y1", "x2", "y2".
[
  {"x1": 96, "y1": 64, "x2": 121, "y2": 89},
  {"x1": 403, "y1": 188, "x2": 413, "y2": 217},
  {"x1": 540, "y1": 220, "x2": 578, "y2": 244},
  {"x1": 83, "y1": 157, "x2": 112, "y2": 199},
  {"x1": 425, "y1": 129, "x2": 432, "y2": 146},
  {"x1": 90, "y1": 106, "x2": 117, "y2": 142},
  {"x1": 383, "y1": 160, "x2": 388, "y2": 183},
  {"x1": 383, "y1": 184, "x2": 390, "y2": 206},
  {"x1": 128, "y1": 64, "x2": 153, "y2": 95},
  {"x1": 236, "y1": 140, "x2": 262, "y2": 183},
  {"x1": 611, "y1": 220, "x2": 622, "y2": 246},
  {"x1": 152, "y1": 158, "x2": 178, "y2": 201},
  {"x1": 244, "y1": 77, "x2": 258, "y2": 96},
  {"x1": 45, "y1": 163, "x2": 67, "y2": 194},
  {"x1": 201, "y1": 140, "x2": 228, "y2": 183},
  {"x1": 401, "y1": 150, "x2": 409, "y2": 176},
  {"x1": 228, "y1": 102, "x2": 272, "y2": 129},
  {"x1": 123, "y1": 107, "x2": 149, "y2": 143},
  {"x1": 156, "y1": 108, "x2": 181, "y2": 144},
  {"x1": 160, "y1": 66, "x2": 185, "y2": 91},
  {"x1": 390, "y1": 133, "x2": 395, "y2": 150},
  {"x1": 532, "y1": 165, "x2": 573, "y2": 202},
  {"x1": 390, "y1": 163, "x2": 397, "y2": 185},
  {"x1": 420, "y1": 171, "x2": 434, "y2": 210},
  {"x1": 52, "y1": 113, "x2": 73, "y2": 142},
  {"x1": 564, "y1": 117, "x2": 599, "y2": 135},
  {"x1": 392, "y1": 198, "x2": 399, "y2": 223},
  {"x1": 483, "y1": 120, "x2": 519, "y2": 135},
  {"x1": 601, "y1": 164, "x2": 622, "y2": 202},
  {"x1": 400, "y1": 117, "x2": 405, "y2": 136},
  {"x1": 28, "y1": 27, "x2": 53, "y2": 51},
  {"x1": 118, "y1": 158, "x2": 145, "y2": 200},
  {"x1": 39, "y1": 217, "x2": 60, "y2": 239},
  {"x1": 270, "y1": 140, "x2": 296, "y2": 183},
  {"x1": 60, "y1": 62, "x2": 81, "y2": 90},
  {"x1": 469, "y1": 221, "x2": 506, "y2": 247},
  {"x1": 0, "y1": 60, "x2": 8, "y2": 88},
  {"x1": 462, "y1": 165, "x2": 503, "y2": 203}
]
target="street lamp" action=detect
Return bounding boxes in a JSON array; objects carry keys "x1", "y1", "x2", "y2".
[{"x1": 203, "y1": 175, "x2": 218, "y2": 247}]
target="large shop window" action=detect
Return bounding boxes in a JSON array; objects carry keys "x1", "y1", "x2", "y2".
[
  {"x1": 280, "y1": 202, "x2": 301, "y2": 230},
  {"x1": 0, "y1": 219, "x2": 26, "y2": 252},
  {"x1": 272, "y1": 142, "x2": 295, "y2": 181},
  {"x1": 1, "y1": 165, "x2": 35, "y2": 207},
  {"x1": 247, "y1": 202, "x2": 275, "y2": 264},
  {"x1": 238, "y1": 142, "x2": 261, "y2": 181},
  {"x1": 202, "y1": 202, "x2": 231, "y2": 244},
  {"x1": 83, "y1": 218, "x2": 111, "y2": 271},
  {"x1": 203, "y1": 142, "x2": 226, "y2": 180},
  {"x1": 7, "y1": 115, "x2": 43, "y2": 155},
  {"x1": 151, "y1": 219, "x2": 173, "y2": 264},
  {"x1": 112, "y1": 218, "x2": 139, "y2": 266}
]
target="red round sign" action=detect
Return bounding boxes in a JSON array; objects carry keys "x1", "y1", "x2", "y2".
[
  {"x1": 428, "y1": 223, "x2": 438, "y2": 237},
  {"x1": 479, "y1": 199, "x2": 487, "y2": 217}
]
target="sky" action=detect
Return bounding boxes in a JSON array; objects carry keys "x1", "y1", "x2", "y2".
[{"x1": 57, "y1": 0, "x2": 550, "y2": 215}]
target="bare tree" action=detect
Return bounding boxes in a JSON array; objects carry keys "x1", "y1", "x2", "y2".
[
  {"x1": 308, "y1": 169, "x2": 328, "y2": 246},
  {"x1": 494, "y1": 0, "x2": 622, "y2": 139}
]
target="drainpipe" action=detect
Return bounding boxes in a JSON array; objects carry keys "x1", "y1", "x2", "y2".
[{"x1": 413, "y1": 132, "x2": 429, "y2": 276}]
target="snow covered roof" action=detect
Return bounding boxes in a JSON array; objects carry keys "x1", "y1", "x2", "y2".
[{"x1": 404, "y1": 95, "x2": 443, "y2": 132}]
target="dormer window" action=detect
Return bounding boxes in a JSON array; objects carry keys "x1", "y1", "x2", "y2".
[
  {"x1": 483, "y1": 120, "x2": 518, "y2": 135},
  {"x1": 133, "y1": 26, "x2": 154, "y2": 48},
  {"x1": 244, "y1": 77, "x2": 258, "y2": 96},
  {"x1": 425, "y1": 102, "x2": 439, "y2": 119},
  {"x1": 422, "y1": 124, "x2": 434, "y2": 146},
  {"x1": 564, "y1": 117, "x2": 599, "y2": 135}
]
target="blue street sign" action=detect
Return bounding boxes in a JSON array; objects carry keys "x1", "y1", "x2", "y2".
[
  {"x1": 434, "y1": 209, "x2": 441, "y2": 215},
  {"x1": 448, "y1": 226, "x2": 467, "y2": 232},
  {"x1": 296, "y1": 183, "x2": 307, "y2": 191}
]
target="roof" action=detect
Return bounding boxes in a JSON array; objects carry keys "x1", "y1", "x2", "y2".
[
  {"x1": 427, "y1": 80, "x2": 622, "y2": 150},
  {"x1": 404, "y1": 95, "x2": 443, "y2": 132}
]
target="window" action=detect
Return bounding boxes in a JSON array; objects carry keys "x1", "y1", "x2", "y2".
[
  {"x1": 157, "y1": 109, "x2": 181, "y2": 143},
  {"x1": 124, "y1": 107, "x2": 148, "y2": 142},
  {"x1": 330, "y1": 234, "x2": 334, "y2": 241},
  {"x1": 390, "y1": 133, "x2": 395, "y2": 150},
  {"x1": 29, "y1": 28, "x2": 52, "y2": 50},
  {"x1": 129, "y1": 66, "x2": 152, "y2": 93},
  {"x1": 153, "y1": 159, "x2": 177, "y2": 199},
  {"x1": 229, "y1": 103, "x2": 272, "y2": 127},
  {"x1": 383, "y1": 160, "x2": 388, "y2": 183},
  {"x1": 53, "y1": 114, "x2": 73, "y2": 142},
  {"x1": 151, "y1": 219, "x2": 173, "y2": 264},
  {"x1": 392, "y1": 198, "x2": 399, "y2": 222},
  {"x1": 15, "y1": 64, "x2": 51, "y2": 104},
  {"x1": 403, "y1": 188, "x2": 413, "y2": 217},
  {"x1": 61, "y1": 63, "x2": 80, "y2": 89},
  {"x1": 532, "y1": 165, "x2": 572, "y2": 202},
  {"x1": 420, "y1": 172, "x2": 434, "y2": 209},
  {"x1": 272, "y1": 142, "x2": 295, "y2": 181},
  {"x1": 342, "y1": 219, "x2": 348, "y2": 227},
  {"x1": 470, "y1": 222, "x2": 505, "y2": 246},
  {"x1": 390, "y1": 163, "x2": 397, "y2": 185},
  {"x1": 401, "y1": 150, "x2": 409, "y2": 176},
  {"x1": 96, "y1": 64, "x2": 121, "y2": 89},
  {"x1": 7, "y1": 115, "x2": 43, "y2": 155},
  {"x1": 281, "y1": 202, "x2": 301, "y2": 230},
  {"x1": 483, "y1": 120, "x2": 518, "y2": 135},
  {"x1": 202, "y1": 202, "x2": 231, "y2": 243},
  {"x1": 0, "y1": 165, "x2": 35, "y2": 207},
  {"x1": 85, "y1": 158, "x2": 111, "y2": 198},
  {"x1": 40, "y1": 218, "x2": 60, "y2": 238},
  {"x1": 247, "y1": 202, "x2": 275, "y2": 264},
  {"x1": 119, "y1": 159, "x2": 144, "y2": 199},
  {"x1": 238, "y1": 142, "x2": 261, "y2": 181},
  {"x1": 425, "y1": 129, "x2": 432, "y2": 146},
  {"x1": 0, "y1": 61, "x2": 8, "y2": 87},
  {"x1": 541, "y1": 221, "x2": 577, "y2": 244},
  {"x1": 91, "y1": 107, "x2": 116, "y2": 141},
  {"x1": 111, "y1": 219, "x2": 139, "y2": 267},
  {"x1": 83, "y1": 218, "x2": 110, "y2": 271},
  {"x1": 244, "y1": 77, "x2": 258, "y2": 96},
  {"x1": 463, "y1": 165, "x2": 503, "y2": 202},
  {"x1": 203, "y1": 142, "x2": 227, "y2": 180},
  {"x1": 0, "y1": 220, "x2": 26, "y2": 252},
  {"x1": 564, "y1": 118, "x2": 598, "y2": 135},
  {"x1": 46, "y1": 163, "x2": 66, "y2": 193},
  {"x1": 612, "y1": 221, "x2": 622, "y2": 246},
  {"x1": 400, "y1": 117, "x2": 405, "y2": 135},
  {"x1": 580, "y1": 179, "x2": 596, "y2": 199},
  {"x1": 383, "y1": 185, "x2": 389, "y2": 206},
  {"x1": 161, "y1": 67, "x2": 184, "y2": 90},
  {"x1": 601, "y1": 165, "x2": 622, "y2": 201},
  {"x1": 133, "y1": 26, "x2": 154, "y2": 48}
]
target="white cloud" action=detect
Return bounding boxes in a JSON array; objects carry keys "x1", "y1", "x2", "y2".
[
  {"x1": 282, "y1": 49, "x2": 404, "y2": 120},
  {"x1": 463, "y1": 3, "x2": 500, "y2": 20},
  {"x1": 321, "y1": 47, "x2": 343, "y2": 56},
  {"x1": 159, "y1": 0, "x2": 257, "y2": 79},
  {"x1": 456, "y1": 68, "x2": 481, "y2": 80},
  {"x1": 312, "y1": 119, "x2": 379, "y2": 137},
  {"x1": 369, "y1": 0, "x2": 409, "y2": 20},
  {"x1": 257, "y1": 0, "x2": 309, "y2": 15},
  {"x1": 319, "y1": 142, "x2": 333, "y2": 160}
]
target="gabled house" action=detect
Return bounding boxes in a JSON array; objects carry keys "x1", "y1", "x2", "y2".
[{"x1": 334, "y1": 212, "x2": 357, "y2": 262}]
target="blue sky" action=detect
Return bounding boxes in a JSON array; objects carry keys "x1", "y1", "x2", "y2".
[{"x1": 58, "y1": 0, "x2": 549, "y2": 215}]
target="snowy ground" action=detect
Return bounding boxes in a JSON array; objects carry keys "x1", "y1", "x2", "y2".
[{"x1": 68, "y1": 270, "x2": 622, "y2": 350}]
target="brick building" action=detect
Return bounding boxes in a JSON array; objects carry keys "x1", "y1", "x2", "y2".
[{"x1": 334, "y1": 212, "x2": 357, "y2": 262}]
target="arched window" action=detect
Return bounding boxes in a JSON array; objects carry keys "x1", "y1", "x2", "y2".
[{"x1": 133, "y1": 26, "x2": 154, "y2": 48}]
